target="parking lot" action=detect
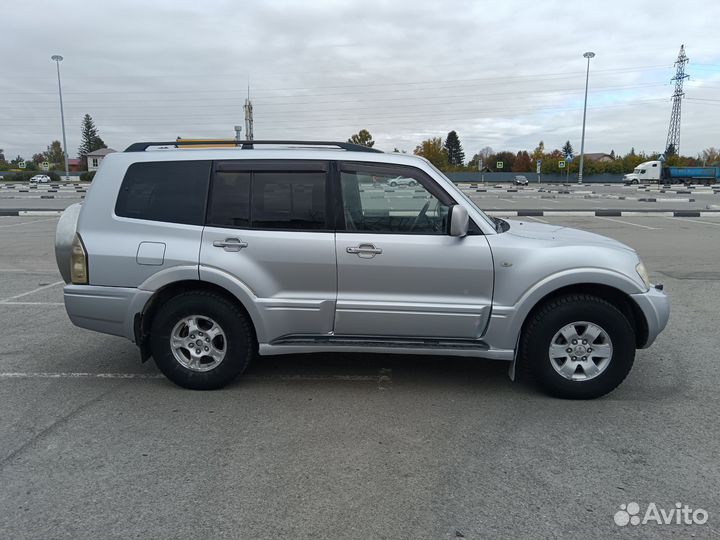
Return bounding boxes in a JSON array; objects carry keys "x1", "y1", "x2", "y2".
[{"x1": 0, "y1": 210, "x2": 718, "y2": 539}]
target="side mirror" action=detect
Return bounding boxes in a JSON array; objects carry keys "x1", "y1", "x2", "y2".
[{"x1": 448, "y1": 204, "x2": 469, "y2": 237}]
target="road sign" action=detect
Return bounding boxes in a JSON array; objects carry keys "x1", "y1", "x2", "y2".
[
  {"x1": 496, "y1": 161, "x2": 503, "y2": 169},
  {"x1": 558, "y1": 161, "x2": 566, "y2": 169},
  {"x1": 41, "y1": 161, "x2": 50, "y2": 171},
  {"x1": 536, "y1": 160, "x2": 542, "y2": 174},
  {"x1": 566, "y1": 155, "x2": 574, "y2": 162},
  {"x1": 18, "y1": 161, "x2": 26, "y2": 169}
]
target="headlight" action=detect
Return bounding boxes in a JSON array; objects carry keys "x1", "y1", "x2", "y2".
[{"x1": 636, "y1": 262, "x2": 651, "y2": 289}]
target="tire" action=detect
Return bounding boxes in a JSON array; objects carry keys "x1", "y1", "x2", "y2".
[
  {"x1": 519, "y1": 294, "x2": 635, "y2": 399},
  {"x1": 632, "y1": 180, "x2": 638, "y2": 185},
  {"x1": 150, "y1": 290, "x2": 256, "y2": 390},
  {"x1": 390, "y1": 181, "x2": 397, "y2": 187},
  {"x1": 409, "y1": 180, "x2": 417, "y2": 187}
]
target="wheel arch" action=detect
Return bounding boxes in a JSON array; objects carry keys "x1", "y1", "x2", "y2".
[
  {"x1": 521, "y1": 283, "x2": 649, "y2": 348},
  {"x1": 135, "y1": 279, "x2": 261, "y2": 361}
]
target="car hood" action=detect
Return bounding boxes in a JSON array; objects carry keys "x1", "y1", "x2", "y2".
[{"x1": 503, "y1": 220, "x2": 635, "y2": 252}]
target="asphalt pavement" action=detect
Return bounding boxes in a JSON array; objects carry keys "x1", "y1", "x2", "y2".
[{"x1": 0, "y1": 213, "x2": 719, "y2": 539}]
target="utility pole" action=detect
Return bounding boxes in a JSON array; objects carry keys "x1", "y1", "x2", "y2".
[
  {"x1": 578, "y1": 51, "x2": 595, "y2": 184},
  {"x1": 665, "y1": 45, "x2": 689, "y2": 156},
  {"x1": 234, "y1": 125, "x2": 242, "y2": 142},
  {"x1": 244, "y1": 84, "x2": 254, "y2": 141},
  {"x1": 51, "y1": 55, "x2": 70, "y2": 181}
]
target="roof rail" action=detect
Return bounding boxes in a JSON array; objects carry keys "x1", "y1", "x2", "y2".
[{"x1": 124, "y1": 140, "x2": 383, "y2": 153}]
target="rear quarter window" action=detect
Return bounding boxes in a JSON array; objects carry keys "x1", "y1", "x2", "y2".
[{"x1": 115, "y1": 160, "x2": 211, "y2": 225}]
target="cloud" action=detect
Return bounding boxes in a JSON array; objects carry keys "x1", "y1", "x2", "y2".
[{"x1": 1, "y1": 0, "x2": 719, "y2": 159}]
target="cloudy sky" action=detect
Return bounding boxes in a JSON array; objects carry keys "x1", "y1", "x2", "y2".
[{"x1": 1, "y1": 0, "x2": 719, "y2": 160}]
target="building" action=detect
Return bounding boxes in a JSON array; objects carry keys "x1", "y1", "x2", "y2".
[
  {"x1": 68, "y1": 158, "x2": 81, "y2": 172},
  {"x1": 583, "y1": 152, "x2": 615, "y2": 162},
  {"x1": 87, "y1": 148, "x2": 116, "y2": 171}
]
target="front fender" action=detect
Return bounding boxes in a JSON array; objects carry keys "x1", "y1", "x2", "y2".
[{"x1": 484, "y1": 267, "x2": 646, "y2": 351}]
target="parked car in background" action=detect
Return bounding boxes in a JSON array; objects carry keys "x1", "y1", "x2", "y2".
[
  {"x1": 29, "y1": 174, "x2": 51, "y2": 183},
  {"x1": 513, "y1": 175, "x2": 529, "y2": 186},
  {"x1": 55, "y1": 139, "x2": 669, "y2": 399},
  {"x1": 387, "y1": 176, "x2": 418, "y2": 187}
]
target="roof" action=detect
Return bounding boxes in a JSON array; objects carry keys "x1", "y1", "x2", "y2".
[
  {"x1": 68, "y1": 158, "x2": 80, "y2": 165},
  {"x1": 583, "y1": 152, "x2": 614, "y2": 161},
  {"x1": 86, "y1": 148, "x2": 116, "y2": 157}
]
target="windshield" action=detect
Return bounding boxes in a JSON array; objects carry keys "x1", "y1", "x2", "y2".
[{"x1": 424, "y1": 160, "x2": 496, "y2": 230}]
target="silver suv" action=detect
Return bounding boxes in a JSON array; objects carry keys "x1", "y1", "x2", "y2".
[{"x1": 55, "y1": 140, "x2": 669, "y2": 398}]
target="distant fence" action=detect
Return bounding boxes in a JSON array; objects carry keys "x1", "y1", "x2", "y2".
[{"x1": 446, "y1": 172, "x2": 624, "y2": 184}]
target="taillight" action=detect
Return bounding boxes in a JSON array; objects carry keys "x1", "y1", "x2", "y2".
[{"x1": 70, "y1": 234, "x2": 88, "y2": 284}]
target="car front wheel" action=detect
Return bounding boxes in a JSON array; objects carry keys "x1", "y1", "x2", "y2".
[
  {"x1": 520, "y1": 294, "x2": 635, "y2": 399},
  {"x1": 150, "y1": 290, "x2": 256, "y2": 390}
]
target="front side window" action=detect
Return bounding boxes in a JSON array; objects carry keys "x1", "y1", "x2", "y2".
[
  {"x1": 339, "y1": 164, "x2": 452, "y2": 234},
  {"x1": 207, "y1": 167, "x2": 328, "y2": 231},
  {"x1": 115, "y1": 160, "x2": 211, "y2": 225}
]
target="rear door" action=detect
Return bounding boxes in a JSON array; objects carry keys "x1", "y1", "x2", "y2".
[
  {"x1": 333, "y1": 162, "x2": 494, "y2": 340},
  {"x1": 200, "y1": 160, "x2": 337, "y2": 342}
]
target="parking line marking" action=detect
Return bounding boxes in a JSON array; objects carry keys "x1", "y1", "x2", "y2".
[
  {"x1": 595, "y1": 216, "x2": 660, "y2": 230},
  {"x1": 0, "y1": 218, "x2": 58, "y2": 229},
  {"x1": 0, "y1": 301, "x2": 64, "y2": 306},
  {"x1": 523, "y1": 216, "x2": 549, "y2": 223},
  {"x1": 0, "y1": 281, "x2": 63, "y2": 302},
  {"x1": 667, "y1": 217, "x2": 720, "y2": 227},
  {"x1": 0, "y1": 372, "x2": 382, "y2": 382}
]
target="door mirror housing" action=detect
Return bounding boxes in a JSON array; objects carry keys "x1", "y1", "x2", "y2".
[{"x1": 448, "y1": 204, "x2": 469, "y2": 237}]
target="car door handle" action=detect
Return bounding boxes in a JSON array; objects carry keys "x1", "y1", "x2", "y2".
[
  {"x1": 212, "y1": 238, "x2": 248, "y2": 252},
  {"x1": 346, "y1": 243, "x2": 382, "y2": 257}
]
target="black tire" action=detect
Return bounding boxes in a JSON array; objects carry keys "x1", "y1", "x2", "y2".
[
  {"x1": 390, "y1": 181, "x2": 397, "y2": 187},
  {"x1": 519, "y1": 294, "x2": 635, "y2": 399},
  {"x1": 150, "y1": 290, "x2": 256, "y2": 390},
  {"x1": 409, "y1": 180, "x2": 417, "y2": 186}
]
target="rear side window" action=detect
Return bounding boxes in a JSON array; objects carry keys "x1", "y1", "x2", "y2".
[
  {"x1": 115, "y1": 161, "x2": 211, "y2": 225},
  {"x1": 207, "y1": 168, "x2": 328, "y2": 230}
]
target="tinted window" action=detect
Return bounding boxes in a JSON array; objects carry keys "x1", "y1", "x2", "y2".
[
  {"x1": 207, "y1": 171, "x2": 251, "y2": 228},
  {"x1": 251, "y1": 172, "x2": 327, "y2": 230},
  {"x1": 115, "y1": 161, "x2": 210, "y2": 225}
]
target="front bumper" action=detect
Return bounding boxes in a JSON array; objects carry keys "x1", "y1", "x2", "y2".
[
  {"x1": 630, "y1": 286, "x2": 670, "y2": 348},
  {"x1": 64, "y1": 284, "x2": 152, "y2": 342}
]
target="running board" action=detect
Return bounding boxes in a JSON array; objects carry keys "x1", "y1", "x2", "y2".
[{"x1": 260, "y1": 336, "x2": 513, "y2": 361}]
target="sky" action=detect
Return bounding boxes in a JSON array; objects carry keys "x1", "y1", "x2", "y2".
[{"x1": 1, "y1": 0, "x2": 719, "y2": 161}]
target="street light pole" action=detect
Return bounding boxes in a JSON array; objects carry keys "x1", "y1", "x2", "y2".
[
  {"x1": 578, "y1": 51, "x2": 595, "y2": 184},
  {"x1": 51, "y1": 55, "x2": 69, "y2": 182}
]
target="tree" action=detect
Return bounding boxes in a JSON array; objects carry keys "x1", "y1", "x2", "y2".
[
  {"x1": 701, "y1": 147, "x2": 720, "y2": 165},
  {"x1": 347, "y1": 129, "x2": 374, "y2": 148},
  {"x1": 467, "y1": 146, "x2": 494, "y2": 170},
  {"x1": 443, "y1": 130, "x2": 465, "y2": 167},
  {"x1": 512, "y1": 151, "x2": 532, "y2": 172},
  {"x1": 610, "y1": 149, "x2": 616, "y2": 160},
  {"x1": 0, "y1": 148, "x2": 5, "y2": 162},
  {"x1": 489, "y1": 151, "x2": 515, "y2": 171},
  {"x1": 78, "y1": 114, "x2": 107, "y2": 161},
  {"x1": 46, "y1": 140, "x2": 64, "y2": 164},
  {"x1": 32, "y1": 152, "x2": 46, "y2": 164},
  {"x1": 531, "y1": 140, "x2": 545, "y2": 161},
  {"x1": 413, "y1": 137, "x2": 448, "y2": 169},
  {"x1": 562, "y1": 140, "x2": 574, "y2": 159}
]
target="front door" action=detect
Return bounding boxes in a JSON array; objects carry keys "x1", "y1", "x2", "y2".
[{"x1": 334, "y1": 162, "x2": 494, "y2": 340}]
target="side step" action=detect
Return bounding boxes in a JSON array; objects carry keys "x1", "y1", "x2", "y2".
[{"x1": 270, "y1": 335, "x2": 490, "y2": 350}]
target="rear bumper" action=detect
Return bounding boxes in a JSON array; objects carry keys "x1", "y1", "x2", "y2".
[
  {"x1": 630, "y1": 286, "x2": 670, "y2": 348},
  {"x1": 64, "y1": 284, "x2": 152, "y2": 342}
]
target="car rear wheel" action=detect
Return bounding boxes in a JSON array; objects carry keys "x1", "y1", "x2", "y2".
[
  {"x1": 150, "y1": 290, "x2": 255, "y2": 390},
  {"x1": 520, "y1": 294, "x2": 635, "y2": 399}
]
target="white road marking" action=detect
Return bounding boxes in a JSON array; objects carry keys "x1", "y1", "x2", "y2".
[
  {"x1": 595, "y1": 216, "x2": 660, "y2": 230},
  {"x1": 0, "y1": 301, "x2": 64, "y2": 306},
  {"x1": 0, "y1": 281, "x2": 64, "y2": 302},
  {"x1": 0, "y1": 218, "x2": 58, "y2": 229},
  {"x1": 667, "y1": 217, "x2": 720, "y2": 227},
  {"x1": 523, "y1": 216, "x2": 549, "y2": 223},
  {"x1": 0, "y1": 372, "x2": 383, "y2": 382}
]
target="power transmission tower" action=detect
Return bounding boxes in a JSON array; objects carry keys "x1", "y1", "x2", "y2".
[
  {"x1": 244, "y1": 84, "x2": 254, "y2": 141},
  {"x1": 665, "y1": 45, "x2": 689, "y2": 156}
]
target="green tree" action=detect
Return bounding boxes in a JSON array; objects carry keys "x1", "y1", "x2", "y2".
[
  {"x1": 531, "y1": 140, "x2": 545, "y2": 161},
  {"x1": 489, "y1": 151, "x2": 515, "y2": 171},
  {"x1": 347, "y1": 129, "x2": 374, "y2": 148},
  {"x1": 562, "y1": 140, "x2": 574, "y2": 159},
  {"x1": 414, "y1": 137, "x2": 448, "y2": 169},
  {"x1": 443, "y1": 130, "x2": 465, "y2": 167},
  {"x1": 46, "y1": 140, "x2": 64, "y2": 164},
  {"x1": 78, "y1": 114, "x2": 107, "y2": 162},
  {"x1": 0, "y1": 148, "x2": 5, "y2": 162},
  {"x1": 701, "y1": 147, "x2": 720, "y2": 165}
]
